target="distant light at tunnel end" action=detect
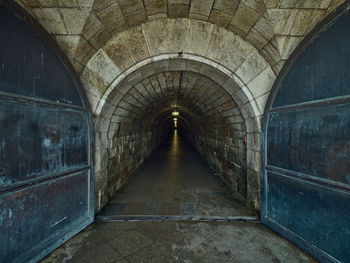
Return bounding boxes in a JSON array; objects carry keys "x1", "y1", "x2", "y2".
[{"x1": 172, "y1": 111, "x2": 179, "y2": 117}]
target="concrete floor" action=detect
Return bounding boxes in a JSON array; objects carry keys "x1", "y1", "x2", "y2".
[
  {"x1": 41, "y1": 221, "x2": 316, "y2": 263},
  {"x1": 100, "y1": 131, "x2": 255, "y2": 217},
  {"x1": 41, "y1": 131, "x2": 317, "y2": 262}
]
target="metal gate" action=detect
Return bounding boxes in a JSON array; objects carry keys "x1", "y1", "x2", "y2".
[
  {"x1": 261, "y1": 3, "x2": 350, "y2": 263},
  {"x1": 0, "y1": 2, "x2": 94, "y2": 262}
]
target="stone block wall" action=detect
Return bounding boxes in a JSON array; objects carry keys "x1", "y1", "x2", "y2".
[{"x1": 187, "y1": 108, "x2": 250, "y2": 205}]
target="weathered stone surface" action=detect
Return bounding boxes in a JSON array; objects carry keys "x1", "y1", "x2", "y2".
[
  {"x1": 245, "y1": 28, "x2": 268, "y2": 50},
  {"x1": 221, "y1": 36, "x2": 254, "y2": 72},
  {"x1": 78, "y1": 0, "x2": 94, "y2": 8},
  {"x1": 86, "y1": 49, "x2": 120, "y2": 85},
  {"x1": 142, "y1": 20, "x2": 169, "y2": 55},
  {"x1": 122, "y1": 26, "x2": 150, "y2": 62},
  {"x1": 260, "y1": 40, "x2": 281, "y2": 66},
  {"x1": 266, "y1": 9, "x2": 298, "y2": 35},
  {"x1": 92, "y1": 0, "x2": 118, "y2": 13},
  {"x1": 190, "y1": 0, "x2": 214, "y2": 18},
  {"x1": 229, "y1": 4, "x2": 260, "y2": 36},
  {"x1": 97, "y1": 3, "x2": 126, "y2": 33},
  {"x1": 279, "y1": 0, "x2": 319, "y2": 9},
  {"x1": 263, "y1": 0, "x2": 279, "y2": 8},
  {"x1": 83, "y1": 14, "x2": 104, "y2": 40},
  {"x1": 253, "y1": 16, "x2": 275, "y2": 41},
  {"x1": 275, "y1": 35, "x2": 302, "y2": 59},
  {"x1": 143, "y1": 19, "x2": 190, "y2": 55},
  {"x1": 272, "y1": 59, "x2": 285, "y2": 75},
  {"x1": 125, "y1": 9, "x2": 147, "y2": 27},
  {"x1": 144, "y1": 0, "x2": 167, "y2": 18},
  {"x1": 206, "y1": 26, "x2": 236, "y2": 62},
  {"x1": 168, "y1": 3, "x2": 190, "y2": 17},
  {"x1": 80, "y1": 68, "x2": 105, "y2": 108},
  {"x1": 290, "y1": 9, "x2": 325, "y2": 36},
  {"x1": 236, "y1": 49, "x2": 269, "y2": 83},
  {"x1": 247, "y1": 67, "x2": 275, "y2": 99},
  {"x1": 33, "y1": 8, "x2": 67, "y2": 34},
  {"x1": 89, "y1": 28, "x2": 112, "y2": 50},
  {"x1": 75, "y1": 37, "x2": 96, "y2": 63},
  {"x1": 56, "y1": 35, "x2": 80, "y2": 59},
  {"x1": 209, "y1": 9, "x2": 233, "y2": 27},
  {"x1": 60, "y1": 7, "x2": 90, "y2": 34},
  {"x1": 241, "y1": 0, "x2": 266, "y2": 14},
  {"x1": 118, "y1": 0, "x2": 144, "y2": 15},
  {"x1": 103, "y1": 36, "x2": 134, "y2": 71},
  {"x1": 254, "y1": 91, "x2": 269, "y2": 113},
  {"x1": 185, "y1": 20, "x2": 213, "y2": 56},
  {"x1": 213, "y1": 0, "x2": 239, "y2": 15}
]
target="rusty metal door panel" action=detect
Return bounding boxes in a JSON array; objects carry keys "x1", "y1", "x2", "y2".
[
  {"x1": 262, "y1": 3, "x2": 350, "y2": 263},
  {"x1": 267, "y1": 104, "x2": 350, "y2": 185},
  {"x1": 0, "y1": 2, "x2": 94, "y2": 262},
  {"x1": 265, "y1": 171, "x2": 350, "y2": 261},
  {"x1": 0, "y1": 171, "x2": 90, "y2": 262},
  {"x1": 0, "y1": 98, "x2": 88, "y2": 186}
]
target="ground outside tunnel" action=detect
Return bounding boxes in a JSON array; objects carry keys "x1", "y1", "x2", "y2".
[{"x1": 41, "y1": 132, "x2": 316, "y2": 263}]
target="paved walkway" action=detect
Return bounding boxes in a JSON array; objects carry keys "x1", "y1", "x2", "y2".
[
  {"x1": 100, "y1": 130, "x2": 256, "y2": 218},
  {"x1": 41, "y1": 131, "x2": 316, "y2": 262},
  {"x1": 42, "y1": 221, "x2": 316, "y2": 263}
]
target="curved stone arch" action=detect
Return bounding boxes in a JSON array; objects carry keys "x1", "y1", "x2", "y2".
[
  {"x1": 92, "y1": 55, "x2": 265, "y2": 209},
  {"x1": 81, "y1": 18, "x2": 276, "y2": 116},
  {"x1": 84, "y1": 18, "x2": 277, "y2": 211},
  {"x1": 111, "y1": 69, "x2": 241, "y2": 130},
  {"x1": 94, "y1": 54, "x2": 264, "y2": 133},
  {"x1": 15, "y1": 0, "x2": 345, "y2": 79}
]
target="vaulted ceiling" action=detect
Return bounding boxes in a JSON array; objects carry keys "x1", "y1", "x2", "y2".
[
  {"x1": 16, "y1": 0, "x2": 344, "y2": 75},
  {"x1": 13, "y1": 0, "x2": 345, "y2": 137}
]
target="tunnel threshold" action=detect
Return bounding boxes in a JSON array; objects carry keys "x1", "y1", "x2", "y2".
[
  {"x1": 96, "y1": 215, "x2": 259, "y2": 222},
  {"x1": 99, "y1": 131, "x2": 257, "y2": 219}
]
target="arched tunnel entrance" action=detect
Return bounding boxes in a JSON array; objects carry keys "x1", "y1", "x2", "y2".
[
  {"x1": 1, "y1": 0, "x2": 350, "y2": 262},
  {"x1": 99, "y1": 70, "x2": 256, "y2": 220},
  {"x1": 93, "y1": 57, "x2": 262, "y2": 214},
  {"x1": 95, "y1": 69, "x2": 255, "y2": 216}
]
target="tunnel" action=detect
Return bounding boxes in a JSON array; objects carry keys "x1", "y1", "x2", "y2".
[
  {"x1": 0, "y1": 0, "x2": 350, "y2": 262},
  {"x1": 94, "y1": 64, "x2": 259, "y2": 211}
]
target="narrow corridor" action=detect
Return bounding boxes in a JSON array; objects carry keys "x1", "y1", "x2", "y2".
[
  {"x1": 41, "y1": 131, "x2": 316, "y2": 263},
  {"x1": 99, "y1": 130, "x2": 255, "y2": 218}
]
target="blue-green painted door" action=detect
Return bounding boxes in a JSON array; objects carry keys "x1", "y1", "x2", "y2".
[
  {"x1": 0, "y1": 3, "x2": 94, "y2": 262},
  {"x1": 262, "y1": 4, "x2": 350, "y2": 263}
]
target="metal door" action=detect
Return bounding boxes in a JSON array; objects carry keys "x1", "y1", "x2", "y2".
[
  {"x1": 261, "y1": 3, "x2": 350, "y2": 263},
  {"x1": 0, "y1": 2, "x2": 94, "y2": 262}
]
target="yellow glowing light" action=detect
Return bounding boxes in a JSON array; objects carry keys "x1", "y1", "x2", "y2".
[
  {"x1": 173, "y1": 117, "x2": 178, "y2": 121},
  {"x1": 172, "y1": 111, "x2": 179, "y2": 117}
]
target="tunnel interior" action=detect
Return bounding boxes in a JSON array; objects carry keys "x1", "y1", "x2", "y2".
[{"x1": 94, "y1": 60, "x2": 259, "y2": 213}]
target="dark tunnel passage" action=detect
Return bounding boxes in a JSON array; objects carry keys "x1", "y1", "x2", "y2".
[
  {"x1": 99, "y1": 129, "x2": 256, "y2": 219},
  {"x1": 95, "y1": 70, "x2": 253, "y2": 214}
]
